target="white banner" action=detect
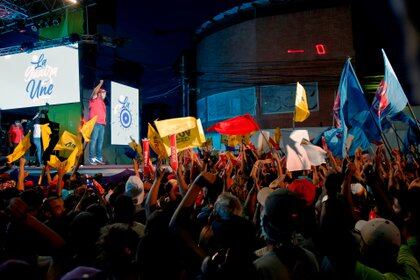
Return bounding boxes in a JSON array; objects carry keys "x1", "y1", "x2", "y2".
[
  {"x1": 111, "y1": 82, "x2": 139, "y2": 145},
  {"x1": 0, "y1": 44, "x2": 80, "y2": 110}
]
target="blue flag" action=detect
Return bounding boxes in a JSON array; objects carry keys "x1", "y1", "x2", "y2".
[
  {"x1": 322, "y1": 128, "x2": 344, "y2": 157},
  {"x1": 347, "y1": 127, "x2": 371, "y2": 156},
  {"x1": 404, "y1": 120, "x2": 420, "y2": 152},
  {"x1": 372, "y1": 50, "x2": 408, "y2": 122},
  {"x1": 337, "y1": 59, "x2": 371, "y2": 157},
  {"x1": 388, "y1": 112, "x2": 420, "y2": 151}
]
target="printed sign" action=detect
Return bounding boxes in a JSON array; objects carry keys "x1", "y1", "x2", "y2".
[
  {"x1": 0, "y1": 44, "x2": 80, "y2": 109},
  {"x1": 111, "y1": 82, "x2": 139, "y2": 145}
]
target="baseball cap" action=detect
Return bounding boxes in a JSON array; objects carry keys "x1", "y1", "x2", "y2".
[
  {"x1": 355, "y1": 218, "x2": 401, "y2": 248},
  {"x1": 287, "y1": 178, "x2": 316, "y2": 206},
  {"x1": 124, "y1": 176, "x2": 144, "y2": 206},
  {"x1": 262, "y1": 189, "x2": 305, "y2": 242}
]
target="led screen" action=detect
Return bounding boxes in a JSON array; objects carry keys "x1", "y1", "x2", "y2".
[{"x1": 0, "y1": 44, "x2": 80, "y2": 110}]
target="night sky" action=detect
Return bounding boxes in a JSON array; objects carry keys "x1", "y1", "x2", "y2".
[{"x1": 0, "y1": 0, "x2": 417, "y2": 115}]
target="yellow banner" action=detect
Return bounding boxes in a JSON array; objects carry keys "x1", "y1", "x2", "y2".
[
  {"x1": 54, "y1": 131, "x2": 82, "y2": 152},
  {"x1": 47, "y1": 146, "x2": 79, "y2": 173},
  {"x1": 48, "y1": 155, "x2": 63, "y2": 170},
  {"x1": 64, "y1": 147, "x2": 79, "y2": 173},
  {"x1": 294, "y1": 82, "x2": 310, "y2": 122},
  {"x1": 80, "y1": 116, "x2": 97, "y2": 142},
  {"x1": 129, "y1": 137, "x2": 142, "y2": 156},
  {"x1": 222, "y1": 134, "x2": 252, "y2": 147},
  {"x1": 154, "y1": 116, "x2": 197, "y2": 137},
  {"x1": 274, "y1": 127, "x2": 282, "y2": 144},
  {"x1": 6, "y1": 132, "x2": 32, "y2": 163},
  {"x1": 40, "y1": 124, "x2": 52, "y2": 151},
  {"x1": 147, "y1": 123, "x2": 167, "y2": 158}
]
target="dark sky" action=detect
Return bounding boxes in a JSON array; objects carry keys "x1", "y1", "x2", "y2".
[
  {"x1": 112, "y1": 0, "x2": 248, "y2": 104},
  {"x1": 0, "y1": 0, "x2": 415, "y2": 107}
]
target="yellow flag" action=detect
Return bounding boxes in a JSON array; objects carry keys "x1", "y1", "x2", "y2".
[
  {"x1": 47, "y1": 147, "x2": 79, "y2": 173},
  {"x1": 154, "y1": 116, "x2": 197, "y2": 137},
  {"x1": 129, "y1": 137, "x2": 142, "y2": 156},
  {"x1": 41, "y1": 124, "x2": 52, "y2": 151},
  {"x1": 54, "y1": 131, "x2": 82, "y2": 152},
  {"x1": 197, "y1": 119, "x2": 206, "y2": 144},
  {"x1": 147, "y1": 124, "x2": 167, "y2": 158},
  {"x1": 274, "y1": 127, "x2": 282, "y2": 144},
  {"x1": 80, "y1": 116, "x2": 97, "y2": 142},
  {"x1": 224, "y1": 134, "x2": 251, "y2": 147},
  {"x1": 64, "y1": 147, "x2": 79, "y2": 173},
  {"x1": 161, "y1": 119, "x2": 206, "y2": 156},
  {"x1": 6, "y1": 132, "x2": 32, "y2": 163},
  {"x1": 294, "y1": 82, "x2": 310, "y2": 122},
  {"x1": 47, "y1": 155, "x2": 64, "y2": 170}
]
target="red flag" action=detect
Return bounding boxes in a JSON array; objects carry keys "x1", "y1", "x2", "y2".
[
  {"x1": 207, "y1": 114, "x2": 259, "y2": 135},
  {"x1": 169, "y1": 134, "x2": 178, "y2": 171},
  {"x1": 142, "y1": 139, "x2": 151, "y2": 176}
]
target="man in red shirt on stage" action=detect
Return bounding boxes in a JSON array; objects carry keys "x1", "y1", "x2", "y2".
[
  {"x1": 8, "y1": 120, "x2": 24, "y2": 151},
  {"x1": 88, "y1": 80, "x2": 107, "y2": 165}
]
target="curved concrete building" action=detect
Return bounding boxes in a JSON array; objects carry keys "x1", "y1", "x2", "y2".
[{"x1": 195, "y1": 1, "x2": 354, "y2": 133}]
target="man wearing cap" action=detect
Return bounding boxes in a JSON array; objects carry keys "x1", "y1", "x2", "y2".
[
  {"x1": 125, "y1": 175, "x2": 146, "y2": 224},
  {"x1": 88, "y1": 80, "x2": 107, "y2": 165},
  {"x1": 354, "y1": 218, "x2": 420, "y2": 279},
  {"x1": 254, "y1": 189, "x2": 319, "y2": 279}
]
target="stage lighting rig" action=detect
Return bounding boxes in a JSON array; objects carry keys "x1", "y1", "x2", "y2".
[{"x1": 0, "y1": 1, "x2": 28, "y2": 20}]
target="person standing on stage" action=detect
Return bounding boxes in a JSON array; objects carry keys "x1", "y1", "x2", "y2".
[
  {"x1": 88, "y1": 80, "x2": 107, "y2": 165},
  {"x1": 32, "y1": 110, "x2": 49, "y2": 166},
  {"x1": 8, "y1": 120, "x2": 24, "y2": 152}
]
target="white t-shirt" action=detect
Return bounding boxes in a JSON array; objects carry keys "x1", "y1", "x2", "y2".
[{"x1": 33, "y1": 124, "x2": 41, "y2": 138}]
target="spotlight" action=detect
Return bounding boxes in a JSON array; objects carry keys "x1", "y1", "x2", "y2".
[
  {"x1": 30, "y1": 25, "x2": 38, "y2": 32},
  {"x1": 66, "y1": 0, "x2": 78, "y2": 4},
  {"x1": 52, "y1": 18, "x2": 60, "y2": 26}
]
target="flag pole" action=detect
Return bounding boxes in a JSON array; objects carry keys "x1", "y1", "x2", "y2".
[
  {"x1": 332, "y1": 91, "x2": 337, "y2": 127},
  {"x1": 259, "y1": 128, "x2": 276, "y2": 155},
  {"x1": 292, "y1": 115, "x2": 295, "y2": 130},
  {"x1": 407, "y1": 103, "x2": 420, "y2": 134},
  {"x1": 390, "y1": 123, "x2": 402, "y2": 151},
  {"x1": 367, "y1": 109, "x2": 393, "y2": 157}
]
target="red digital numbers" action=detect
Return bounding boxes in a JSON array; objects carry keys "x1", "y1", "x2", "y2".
[
  {"x1": 315, "y1": 44, "x2": 326, "y2": 55},
  {"x1": 286, "y1": 44, "x2": 327, "y2": 55},
  {"x1": 287, "y1": 49, "x2": 305, "y2": 54}
]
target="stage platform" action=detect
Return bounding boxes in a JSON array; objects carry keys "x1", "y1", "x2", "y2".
[{"x1": 24, "y1": 164, "x2": 134, "y2": 177}]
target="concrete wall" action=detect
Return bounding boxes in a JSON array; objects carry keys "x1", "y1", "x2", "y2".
[{"x1": 196, "y1": 5, "x2": 354, "y2": 129}]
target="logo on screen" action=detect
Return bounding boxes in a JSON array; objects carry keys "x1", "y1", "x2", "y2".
[
  {"x1": 24, "y1": 53, "x2": 58, "y2": 100},
  {"x1": 118, "y1": 95, "x2": 132, "y2": 128}
]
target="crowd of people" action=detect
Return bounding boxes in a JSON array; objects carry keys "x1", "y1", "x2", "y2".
[{"x1": 0, "y1": 140, "x2": 419, "y2": 280}]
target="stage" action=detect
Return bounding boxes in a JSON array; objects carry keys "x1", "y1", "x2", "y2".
[{"x1": 24, "y1": 164, "x2": 133, "y2": 177}]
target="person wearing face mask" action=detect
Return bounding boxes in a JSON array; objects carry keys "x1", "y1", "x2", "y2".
[{"x1": 88, "y1": 80, "x2": 107, "y2": 165}]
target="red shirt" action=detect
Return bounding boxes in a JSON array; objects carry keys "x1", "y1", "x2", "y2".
[
  {"x1": 8, "y1": 125, "x2": 24, "y2": 144},
  {"x1": 89, "y1": 97, "x2": 106, "y2": 125}
]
